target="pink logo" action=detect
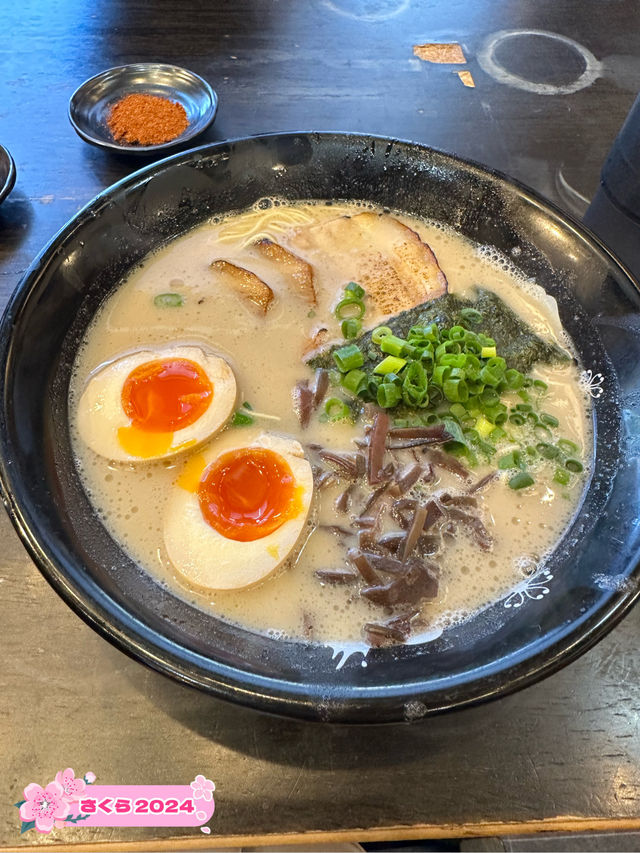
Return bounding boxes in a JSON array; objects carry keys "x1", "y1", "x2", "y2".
[{"x1": 15, "y1": 771, "x2": 215, "y2": 836}]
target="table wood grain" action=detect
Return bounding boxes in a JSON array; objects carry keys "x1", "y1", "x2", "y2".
[{"x1": 2, "y1": 0, "x2": 640, "y2": 848}]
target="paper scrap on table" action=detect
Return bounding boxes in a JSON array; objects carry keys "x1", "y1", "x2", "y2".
[
  {"x1": 457, "y1": 70, "x2": 475, "y2": 87},
  {"x1": 413, "y1": 43, "x2": 466, "y2": 64}
]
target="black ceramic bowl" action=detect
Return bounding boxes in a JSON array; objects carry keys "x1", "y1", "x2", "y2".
[
  {"x1": 2, "y1": 133, "x2": 640, "y2": 723},
  {"x1": 0, "y1": 144, "x2": 16, "y2": 204}
]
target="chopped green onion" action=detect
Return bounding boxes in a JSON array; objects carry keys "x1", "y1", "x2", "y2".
[
  {"x1": 374, "y1": 355, "x2": 407, "y2": 375},
  {"x1": 509, "y1": 413, "x2": 526, "y2": 426},
  {"x1": 509, "y1": 472, "x2": 534, "y2": 490},
  {"x1": 498, "y1": 451, "x2": 522, "y2": 470},
  {"x1": 380, "y1": 334, "x2": 408, "y2": 357},
  {"x1": 402, "y1": 361, "x2": 429, "y2": 407},
  {"x1": 558, "y1": 438, "x2": 579, "y2": 454},
  {"x1": 515, "y1": 403, "x2": 533, "y2": 413},
  {"x1": 536, "y1": 442, "x2": 560, "y2": 460},
  {"x1": 481, "y1": 345, "x2": 497, "y2": 358},
  {"x1": 504, "y1": 369, "x2": 525, "y2": 389},
  {"x1": 333, "y1": 344, "x2": 364, "y2": 372},
  {"x1": 440, "y1": 353, "x2": 467, "y2": 368},
  {"x1": 475, "y1": 415, "x2": 494, "y2": 438},
  {"x1": 242, "y1": 401, "x2": 253, "y2": 410},
  {"x1": 341, "y1": 317, "x2": 362, "y2": 339},
  {"x1": 377, "y1": 382, "x2": 402, "y2": 408},
  {"x1": 533, "y1": 379, "x2": 548, "y2": 393},
  {"x1": 460, "y1": 307, "x2": 483, "y2": 325},
  {"x1": 335, "y1": 296, "x2": 365, "y2": 320},
  {"x1": 554, "y1": 468, "x2": 571, "y2": 485},
  {"x1": 534, "y1": 423, "x2": 553, "y2": 439},
  {"x1": 443, "y1": 377, "x2": 469, "y2": 403},
  {"x1": 540, "y1": 412, "x2": 559, "y2": 428},
  {"x1": 484, "y1": 403, "x2": 508, "y2": 425},
  {"x1": 449, "y1": 402, "x2": 468, "y2": 421},
  {"x1": 341, "y1": 368, "x2": 368, "y2": 396},
  {"x1": 480, "y1": 388, "x2": 500, "y2": 407},
  {"x1": 371, "y1": 326, "x2": 393, "y2": 345},
  {"x1": 231, "y1": 410, "x2": 254, "y2": 426},
  {"x1": 324, "y1": 398, "x2": 351, "y2": 420},
  {"x1": 154, "y1": 292, "x2": 184, "y2": 308},
  {"x1": 565, "y1": 458, "x2": 584, "y2": 473},
  {"x1": 345, "y1": 281, "x2": 365, "y2": 299}
]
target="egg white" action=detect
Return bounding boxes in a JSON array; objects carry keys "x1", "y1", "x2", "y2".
[
  {"x1": 164, "y1": 432, "x2": 314, "y2": 591},
  {"x1": 76, "y1": 343, "x2": 237, "y2": 462}
]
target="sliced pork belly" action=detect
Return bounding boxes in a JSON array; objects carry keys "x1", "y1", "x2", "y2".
[
  {"x1": 254, "y1": 239, "x2": 316, "y2": 305},
  {"x1": 293, "y1": 212, "x2": 447, "y2": 324},
  {"x1": 210, "y1": 260, "x2": 274, "y2": 314}
]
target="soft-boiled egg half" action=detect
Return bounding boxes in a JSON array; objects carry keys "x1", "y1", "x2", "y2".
[
  {"x1": 76, "y1": 344, "x2": 237, "y2": 462},
  {"x1": 165, "y1": 432, "x2": 314, "y2": 590}
]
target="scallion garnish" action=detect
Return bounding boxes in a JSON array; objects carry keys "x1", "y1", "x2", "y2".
[
  {"x1": 335, "y1": 296, "x2": 365, "y2": 321},
  {"x1": 372, "y1": 326, "x2": 393, "y2": 345},
  {"x1": 341, "y1": 368, "x2": 368, "y2": 396},
  {"x1": 154, "y1": 292, "x2": 183, "y2": 308},
  {"x1": 377, "y1": 382, "x2": 402, "y2": 408},
  {"x1": 460, "y1": 307, "x2": 483, "y2": 325},
  {"x1": 509, "y1": 471, "x2": 534, "y2": 490},
  {"x1": 540, "y1": 412, "x2": 559, "y2": 428},
  {"x1": 324, "y1": 397, "x2": 351, "y2": 420},
  {"x1": 333, "y1": 344, "x2": 364, "y2": 372},
  {"x1": 341, "y1": 317, "x2": 362, "y2": 339},
  {"x1": 380, "y1": 334, "x2": 408, "y2": 358},
  {"x1": 231, "y1": 410, "x2": 254, "y2": 426},
  {"x1": 345, "y1": 281, "x2": 365, "y2": 299},
  {"x1": 374, "y1": 355, "x2": 406, "y2": 375}
]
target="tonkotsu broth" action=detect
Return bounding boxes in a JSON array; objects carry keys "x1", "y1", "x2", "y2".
[{"x1": 69, "y1": 201, "x2": 591, "y2": 645}]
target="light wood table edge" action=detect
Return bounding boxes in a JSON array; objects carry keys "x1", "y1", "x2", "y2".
[{"x1": 6, "y1": 816, "x2": 640, "y2": 852}]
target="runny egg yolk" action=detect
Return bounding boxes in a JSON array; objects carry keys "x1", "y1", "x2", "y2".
[
  {"x1": 121, "y1": 358, "x2": 213, "y2": 432},
  {"x1": 198, "y1": 447, "x2": 302, "y2": 542}
]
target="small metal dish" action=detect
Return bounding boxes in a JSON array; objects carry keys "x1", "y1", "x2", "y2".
[
  {"x1": 68, "y1": 63, "x2": 218, "y2": 155},
  {"x1": 0, "y1": 145, "x2": 16, "y2": 204}
]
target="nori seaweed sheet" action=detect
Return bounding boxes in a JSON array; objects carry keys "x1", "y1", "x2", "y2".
[{"x1": 310, "y1": 287, "x2": 569, "y2": 375}]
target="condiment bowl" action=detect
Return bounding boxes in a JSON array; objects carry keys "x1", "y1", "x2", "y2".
[
  {"x1": 1, "y1": 133, "x2": 639, "y2": 723},
  {"x1": 68, "y1": 63, "x2": 218, "y2": 155},
  {"x1": 0, "y1": 145, "x2": 16, "y2": 204}
]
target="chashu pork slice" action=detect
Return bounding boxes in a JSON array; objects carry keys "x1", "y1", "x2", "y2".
[
  {"x1": 210, "y1": 260, "x2": 274, "y2": 314},
  {"x1": 254, "y1": 238, "x2": 316, "y2": 305},
  {"x1": 294, "y1": 211, "x2": 447, "y2": 324}
]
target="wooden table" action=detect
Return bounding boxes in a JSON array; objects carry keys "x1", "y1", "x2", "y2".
[{"x1": 2, "y1": 1, "x2": 640, "y2": 849}]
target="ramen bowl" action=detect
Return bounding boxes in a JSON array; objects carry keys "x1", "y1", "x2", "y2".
[{"x1": 1, "y1": 133, "x2": 639, "y2": 723}]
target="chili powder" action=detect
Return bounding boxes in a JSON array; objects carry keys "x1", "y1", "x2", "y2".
[{"x1": 107, "y1": 93, "x2": 188, "y2": 146}]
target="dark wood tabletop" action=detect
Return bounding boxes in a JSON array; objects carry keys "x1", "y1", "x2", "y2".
[{"x1": 3, "y1": 1, "x2": 640, "y2": 849}]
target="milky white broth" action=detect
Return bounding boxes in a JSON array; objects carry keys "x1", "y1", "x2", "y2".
[{"x1": 69, "y1": 201, "x2": 591, "y2": 645}]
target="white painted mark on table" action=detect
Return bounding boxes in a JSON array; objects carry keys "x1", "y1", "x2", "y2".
[
  {"x1": 320, "y1": 0, "x2": 410, "y2": 23},
  {"x1": 478, "y1": 29, "x2": 602, "y2": 95},
  {"x1": 555, "y1": 166, "x2": 591, "y2": 217}
]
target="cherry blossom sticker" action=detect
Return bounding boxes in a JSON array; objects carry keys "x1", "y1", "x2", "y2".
[{"x1": 14, "y1": 771, "x2": 216, "y2": 836}]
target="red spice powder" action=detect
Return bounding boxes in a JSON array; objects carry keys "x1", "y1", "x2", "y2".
[{"x1": 107, "y1": 93, "x2": 189, "y2": 146}]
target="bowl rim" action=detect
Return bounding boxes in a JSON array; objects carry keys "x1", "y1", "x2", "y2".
[
  {"x1": 2, "y1": 130, "x2": 640, "y2": 722},
  {"x1": 0, "y1": 144, "x2": 16, "y2": 204},
  {"x1": 67, "y1": 62, "x2": 219, "y2": 154}
]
